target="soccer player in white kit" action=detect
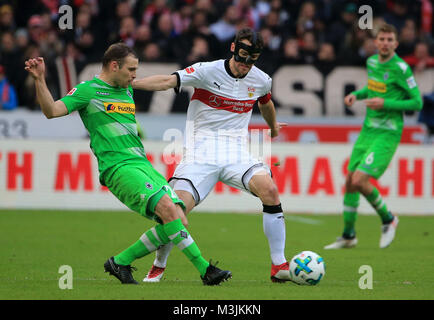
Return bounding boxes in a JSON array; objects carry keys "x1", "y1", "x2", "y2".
[{"x1": 133, "y1": 28, "x2": 291, "y2": 283}]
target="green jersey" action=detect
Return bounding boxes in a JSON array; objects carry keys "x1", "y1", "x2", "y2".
[
  {"x1": 352, "y1": 54, "x2": 422, "y2": 134},
  {"x1": 348, "y1": 54, "x2": 423, "y2": 179},
  {"x1": 61, "y1": 77, "x2": 147, "y2": 185}
]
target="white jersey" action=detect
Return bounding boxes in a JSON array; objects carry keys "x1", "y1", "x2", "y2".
[
  {"x1": 175, "y1": 59, "x2": 272, "y2": 141},
  {"x1": 170, "y1": 59, "x2": 273, "y2": 203}
]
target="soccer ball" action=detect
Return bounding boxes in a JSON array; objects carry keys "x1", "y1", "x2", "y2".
[{"x1": 289, "y1": 251, "x2": 325, "y2": 285}]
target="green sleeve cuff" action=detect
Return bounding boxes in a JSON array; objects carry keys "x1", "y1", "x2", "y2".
[{"x1": 352, "y1": 86, "x2": 369, "y2": 100}]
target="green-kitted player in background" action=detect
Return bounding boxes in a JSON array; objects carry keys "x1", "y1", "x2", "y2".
[
  {"x1": 325, "y1": 24, "x2": 423, "y2": 250},
  {"x1": 24, "y1": 43, "x2": 232, "y2": 285}
]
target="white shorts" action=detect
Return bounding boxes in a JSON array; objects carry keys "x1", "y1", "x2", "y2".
[{"x1": 169, "y1": 160, "x2": 271, "y2": 205}]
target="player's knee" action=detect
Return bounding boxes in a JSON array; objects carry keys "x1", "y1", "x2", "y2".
[
  {"x1": 181, "y1": 215, "x2": 189, "y2": 228},
  {"x1": 349, "y1": 176, "x2": 361, "y2": 190},
  {"x1": 351, "y1": 174, "x2": 368, "y2": 191},
  {"x1": 175, "y1": 204, "x2": 189, "y2": 228},
  {"x1": 165, "y1": 204, "x2": 180, "y2": 223},
  {"x1": 345, "y1": 174, "x2": 357, "y2": 192},
  {"x1": 155, "y1": 196, "x2": 179, "y2": 223},
  {"x1": 258, "y1": 183, "x2": 280, "y2": 204}
]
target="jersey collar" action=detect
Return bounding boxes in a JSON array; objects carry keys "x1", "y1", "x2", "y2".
[
  {"x1": 94, "y1": 76, "x2": 116, "y2": 88},
  {"x1": 224, "y1": 59, "x2": 248, "y2": 79},
  {"x1": 94, "y1": 76, "x2": 128, "y2": 90},
  {"x1": 378, "y1": 53, "x2": 397, "y2": 64}
]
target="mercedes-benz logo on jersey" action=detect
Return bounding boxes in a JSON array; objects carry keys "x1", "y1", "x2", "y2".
[{"x1": 209, "y1": 95, "x2": 222, "y2": 107}]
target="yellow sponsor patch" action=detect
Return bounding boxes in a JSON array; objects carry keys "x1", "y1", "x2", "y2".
[
  {"x1": 104, "y1": 102, "x2": 135, "y2": 114},
  {"x1": 368, "y1": 79, "x2": 387, "y2": 93}
]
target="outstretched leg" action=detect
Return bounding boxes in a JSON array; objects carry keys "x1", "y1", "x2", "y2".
[
  {"x1": 249, "y1": 172, "x2": 290, "y2": 282},
  {"x1": 143, "y1": 190, "x2": 196, "y2": 282}
]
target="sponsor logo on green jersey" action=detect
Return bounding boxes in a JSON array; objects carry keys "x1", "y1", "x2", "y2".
[{"x1": 104, "y1": 102, "x2": 135, "y2": 114}]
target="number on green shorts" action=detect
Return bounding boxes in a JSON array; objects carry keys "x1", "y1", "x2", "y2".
[{"x1": 365, "y1": 152, "x2": 374, "y2": 165}]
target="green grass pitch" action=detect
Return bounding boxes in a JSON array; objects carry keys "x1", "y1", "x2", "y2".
[{"x1": 0, "y1": 209, "x2": 433, "y2": 300}]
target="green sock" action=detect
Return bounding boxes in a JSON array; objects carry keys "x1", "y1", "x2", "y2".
[
  {"x1": 366, "y1": 187, "x2": 393, "y2": 224},
  {"x1": 343, "y1": 192, "x2": 360, "y2": 238},
  {"x1": 114, "y1": 224, "x2": 169, "y2": 266},
  {"x1": 163, "y1": 219, "x2": 209, "y2": 277}
]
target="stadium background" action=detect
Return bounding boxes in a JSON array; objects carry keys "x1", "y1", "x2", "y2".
[{"x1": 0, "y1": 0, "x2": 433, "y2": 215}]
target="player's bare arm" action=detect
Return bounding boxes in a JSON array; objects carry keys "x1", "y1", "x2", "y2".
[
  {"x1": 258, "y1": 99, "x2": 287, "y2": 138},
  {"x1": 132, "y1": 74, "x2": 178, "y2": 91},
  {"x1": 24, "y1": 57, "x2": 68, "y2": 119}
]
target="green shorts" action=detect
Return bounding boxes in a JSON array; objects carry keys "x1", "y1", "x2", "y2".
[
  {"x1": 348, "y1": 129, "x2": 400, "y2": 179},
  {"x1": 104, "y1": 161, "x2": 185, "y2": 223}
]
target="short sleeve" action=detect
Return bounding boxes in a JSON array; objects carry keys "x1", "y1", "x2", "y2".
[
  {"x1": 264, "y1": 76, "x2": 272, "y2": 95},
  {"x1": 60, "y1": 83, "x2": 91, "y2": 114},
  {"x1": 175, "y1": 62, "x2": 205, "y2": 90},
  {"x1": 258, "y1": 75, "x2": 272, "y2": 104}
]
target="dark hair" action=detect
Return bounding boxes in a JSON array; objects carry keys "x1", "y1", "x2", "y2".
[
  {"x1": 102, "y1": 42, "x2": 137, "y2": 69},
  {"x1": 376, "y1": 24, "x2": 398, "y2": 39},
  {"x1": 234, "y1": 28, "x2": 264, "y2": 51}
]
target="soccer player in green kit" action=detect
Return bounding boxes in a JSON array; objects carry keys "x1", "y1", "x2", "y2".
[
  {"x1": 24, "y1": 43, "x2": 232, "y2": 285},
  {"x1": 325, "y1": 24, "x2": 422, "y2": 249}
]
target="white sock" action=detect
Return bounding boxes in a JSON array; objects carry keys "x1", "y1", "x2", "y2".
[
  {"x1": 263, "y1": 211, "x2": 287, "y2": 265},
  {"x1": 153, "y1": 242, "x2": 174, "y2": 268}
]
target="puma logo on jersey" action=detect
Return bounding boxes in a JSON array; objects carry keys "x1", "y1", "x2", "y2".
[{"x1": 213, "y1": 81, "x2": 222, "y2": 90}]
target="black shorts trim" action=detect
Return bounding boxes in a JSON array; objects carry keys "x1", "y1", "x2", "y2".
[
  {"x1": 168, "y1": 177, "x2": 201, "y2": 205},
  {"x1": 241, "y1": 163, "x2": 267, "y2": 197}
]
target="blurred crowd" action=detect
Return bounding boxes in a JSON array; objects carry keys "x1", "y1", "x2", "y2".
[{"x1": 0, "y1": 0, "x2": 433, "y2": 111}]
